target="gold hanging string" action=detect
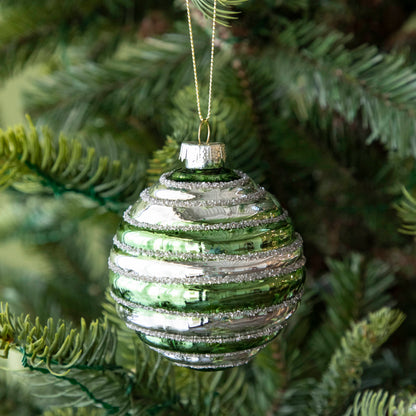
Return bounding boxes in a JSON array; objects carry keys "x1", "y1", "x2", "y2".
[{"x1": 185, "y1": 0, "x2": 217, "y2": 144}]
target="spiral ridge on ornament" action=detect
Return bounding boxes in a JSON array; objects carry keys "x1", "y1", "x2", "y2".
[{"x1": 109, "y1": 166, "x2": 305, "y2": 370}]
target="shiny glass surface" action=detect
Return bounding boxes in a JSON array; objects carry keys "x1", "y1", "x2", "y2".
[
  {"x1": 117, "y1": 221, "x2": 294, "y2": 255},
  {"x1": 110, "y1": 268, "x2": 304, "y2": 312},
  {"x1": 109, "y1": 164, "x2": 305, "y2": 369},
  {"x1": 137, "y1": 330, "x2": 281, "y2": 354}
]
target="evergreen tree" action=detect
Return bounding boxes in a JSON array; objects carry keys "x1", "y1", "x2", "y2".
[{"x1": 1, "y1": 0, "x2": 416, "y2": 414}]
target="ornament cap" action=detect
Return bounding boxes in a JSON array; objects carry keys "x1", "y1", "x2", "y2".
[{"x1": 179, "y1": 142, "x2": 226, "y2": 169}]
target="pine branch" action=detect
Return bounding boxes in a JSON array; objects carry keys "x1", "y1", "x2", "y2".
[
  {"x1": 224, "y1": 347, "x2": 315, "y2": 416},
  {"x1": 102, "y1": 295, "x2": 184, "y2": 415},
  {"x1": 190, "y1": 0, "x2": 247, "y2": 25},
  {"x1": 0, "y1": 303, "x2": 119, "y2": 371},
  {"x1": 0, "y1": 303, "x2": 133, "y2": 413},
  {"x1": 0, "y1": 119, "x2": 145, "y2": 210},
  {"x1": 0, "y1": 0, "x2": 141, "y2": 80},
  {"x1": 264, "y1": 114, "x2": 407, "y2": 254},
  {"x1": 238, "y1": 0, "x2": 308, "y2": 17},
  {"x1": 308, "y1": 254, "x2": 396, "y2": 370},
  {"x1": 24, "y1": 33, "x2": 194, "y2": 135},
  {"x1": 1, "y1": 299, "x2": 181, "y2": 415},
  {"x1": 146, "y1": 136, "x2": 180, "y2": 187},
  {"x1": 395, "y1": 186, "x2": 416, "y2": 235},
  {"x1": 101, "y1": 293, "x2": 138, "y2": 371},
  {"x1": 273, "y1": 20, "x2": 416, "y2": 158},
  {"x1": 310, "y1": 308, "x2": 405, "y2": 416},
  {"x1": 21, "y1": 369, "x2": 131, "y2": 413},
  {"x1": 344, "y1": 390, "x2": 416, "y2": 416},
  {"x1": 43, "y1": 408, "x2": 105, "y2": 416}
]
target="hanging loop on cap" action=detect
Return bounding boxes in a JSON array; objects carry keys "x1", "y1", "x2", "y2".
[{"x1": 198, "y1": 119, "x2": 211, "y2": 145}]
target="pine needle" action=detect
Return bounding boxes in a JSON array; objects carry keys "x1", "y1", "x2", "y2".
[{"x1": 0, "y1": 118, "x2": 144, "y2": 210}]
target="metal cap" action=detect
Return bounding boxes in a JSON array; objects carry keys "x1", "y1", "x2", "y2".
[{"x1": 179, "y1": 142, "x2": 226, "y2": 169}]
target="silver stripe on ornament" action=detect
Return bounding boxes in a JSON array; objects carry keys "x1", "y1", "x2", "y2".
[
  {"x1": 128, "y1": 197, "x2": 281, "y2": 226},
  {"x1": 110, "y1": 249, "x2": 302, "y2": 280},
  {"x1": 108, "y1": 256, "x2": 305, "y2": 284},
  {"x1": 149, "y1": 345, "x2": 266, "y2": 369},
  {"x1": 124, "y1": 205, "x2": 289, "y2": 232},
  {"x1": 140, "y1": 187, "x2": 268, "y2": 207},
  {"x1": 116, "y1": 295, "x2": 299, "y2": 335},
  {"x1": 126, "y1": 320, "x2": 285, "y2": 343}
]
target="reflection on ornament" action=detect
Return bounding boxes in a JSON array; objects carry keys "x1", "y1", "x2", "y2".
[{"x1": 109, "y1": 142, "x2": 305, "y2": 370}]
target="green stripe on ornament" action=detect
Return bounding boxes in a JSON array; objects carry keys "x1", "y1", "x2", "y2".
[
  {"x1": 135, "y1": 325, "x2": 283, "y2": 353},
  {"x1": 110, "y1": 267, "x2": 305, "y2": 313},
  {"x1": 117, "y1": 220, "x2": 294, "y2": 255},
  {"x1": 168, "y1": 167, "x2": 241, "y2": 182}
]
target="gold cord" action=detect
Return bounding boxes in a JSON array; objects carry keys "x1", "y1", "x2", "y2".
[{"x1": 185, "y1": 0, "x2": 217, "y2": 143}]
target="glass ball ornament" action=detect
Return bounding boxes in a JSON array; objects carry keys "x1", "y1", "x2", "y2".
[{"x1": 108, "y1": 142, "x2": 305, "y2": 370}]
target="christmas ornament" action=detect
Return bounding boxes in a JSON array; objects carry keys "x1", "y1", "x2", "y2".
[
  {"x1": 108, "y1": 142, "x2": 305, "y2": 370},
  {"x1": 108, "y1": 0, "x2": 305, "y2": 370}
]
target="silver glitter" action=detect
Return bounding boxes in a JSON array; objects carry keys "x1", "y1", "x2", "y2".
[
  {"x1": 159, "y1": 170, "x2": 250, "y2": 190},
  {"x1": 108, "y1": 256, "x2": 305, "y2": 285},
  {"x1": 149, "y1": 345, "x2": 266, "y2": 369},
  {"x1": 123, "y1": 205, "x2": 289, "y2": 232},
  {"x1": 126, "y1": 320, "x2": 285, "y2": 343},
  {"x1": 173, "y1": 359, "x2": 250, "y2": 369},
  {"x1": 113, "y1": 233, "x2": 303, "y2": 262},
  {"x1": 140, "y1": 187, "x2": 267, "y2": 207},
  {"x1": 111, "y1": 290, "x2": 303, "y2": 319},
  {"x1": 181, "y1": 362, "x2": 248, "y2": 369}
]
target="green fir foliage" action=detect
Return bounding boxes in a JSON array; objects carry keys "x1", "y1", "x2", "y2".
[
  {"x1": 0, "y1": 118, "x2": 144, "y2": 210},
  {"x1": 396, "y1": 187, "x2": 416, "y2": 235},
  {"x1": 0, "y1": 303, "x2": 117, "y2": 369},
  {"x1": 43, "y1": 408, "x2": 105, "y2": 416},
  {"x1": 344, "y1": 390, "x2": 416, "y2": 416},
  {"x1": 24, "y1": 33, "x2": 193, "y2": 135},
  {"x1": 273, "y1": 21, "x2": 416, "y2": 157},
  {"x1": 190, "y1": 0, "x2": 248, "y2": 25},
  {"x1": 0, "y1": 0, "x2": 142, "y2": 80},
  {"x1": 310, "y1": 308, "x2": 405, "y2": 416},
  {"x1": 309, "y1": 254, "x2": 396, "y2": 369},
  {"x1": 0, "y1": 303, "x2": 133, "y2": 413},
  {"x1": 146, "y1": 136, "x2": 180, "y2": 186}
]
